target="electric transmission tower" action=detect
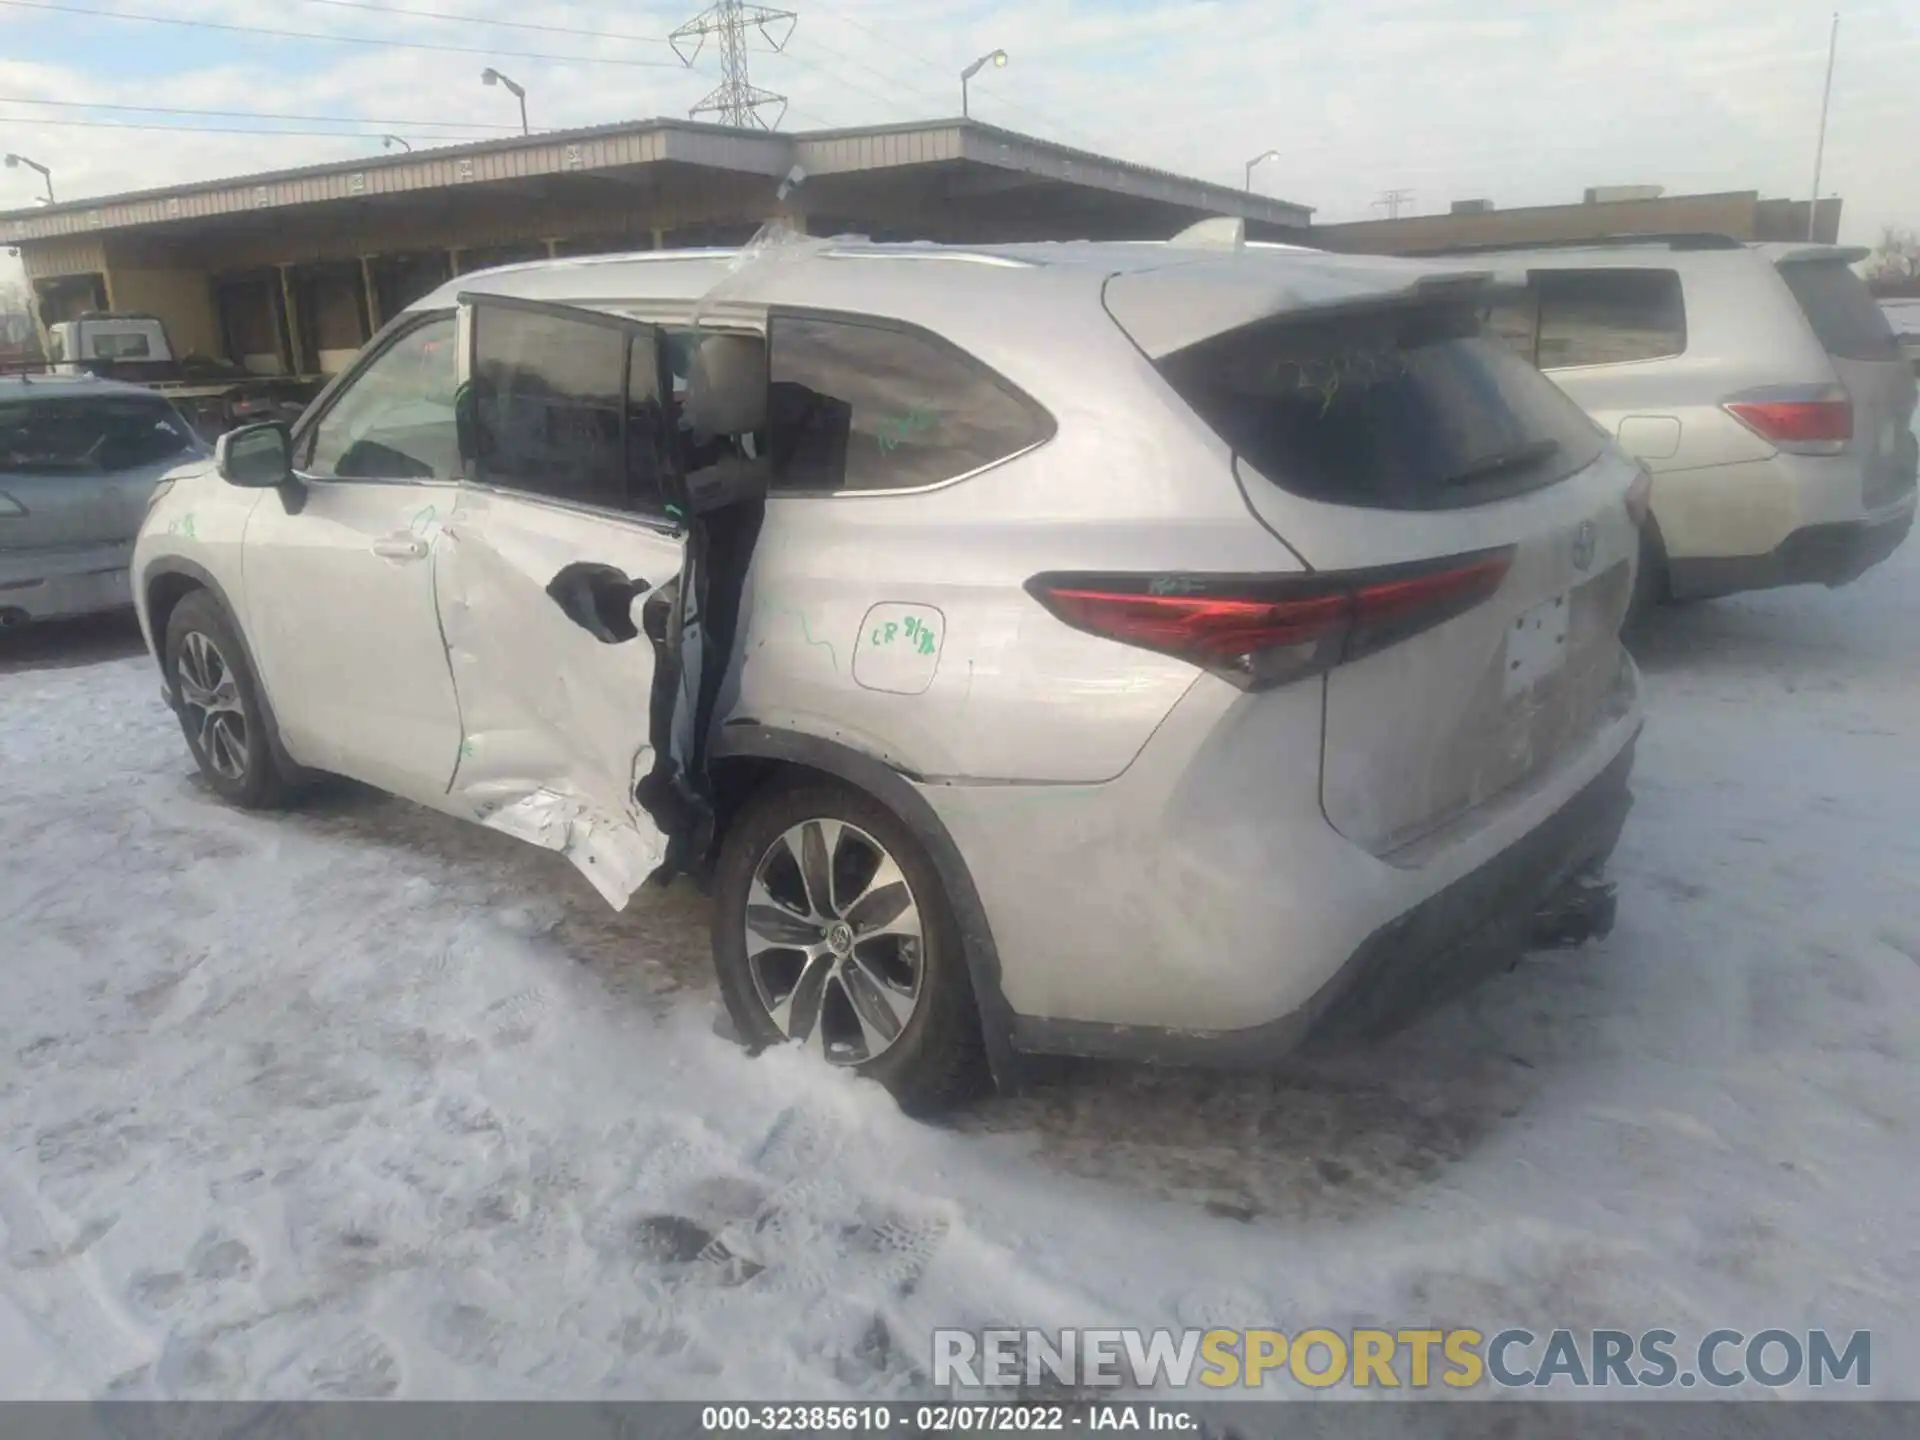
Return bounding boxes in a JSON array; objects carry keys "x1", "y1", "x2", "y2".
[
  {"x1": 671, "y1": 0, "x2": 798, "y2": 130},
  {"x1": 1372, "y1": 188, "x2": 1415, "y2": 219}
]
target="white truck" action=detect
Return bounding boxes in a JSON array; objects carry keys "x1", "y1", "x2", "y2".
[{"x1": 37, "y1": 312, "x2": 325, "y2": 436}]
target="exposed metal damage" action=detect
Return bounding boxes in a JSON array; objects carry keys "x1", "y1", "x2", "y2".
[{"x1": 435, "y1": 222, "x2": 824, "y2": 909}]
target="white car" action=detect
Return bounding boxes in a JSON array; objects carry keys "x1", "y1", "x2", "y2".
[{"x1": 133, "y1": 239, "x2": 1646, "y2": 1112}]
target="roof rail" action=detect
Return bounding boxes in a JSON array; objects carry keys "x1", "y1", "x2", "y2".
[{"x1": 1401, "y1": 232, "x2": 1747, "y2": 257}]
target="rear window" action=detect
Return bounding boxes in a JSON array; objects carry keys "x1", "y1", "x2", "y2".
[
  {"x1": 91, "y1": 331, "x2": 153, "y2": 360},
  {"x1": 1777, "y1": 260, "x2": 1901, "y2": 362},
  {"x1": 0, "y1": 395, "x2": 197, "y2": 475},
  {"x1": 1155, "y1": 302, "x2": 1607, "y2": 512}
]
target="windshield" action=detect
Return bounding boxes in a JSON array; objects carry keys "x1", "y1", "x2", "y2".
[
  {"x1": 0, "y1": 394, "x2": 198, "y2": 474},
  {"x1": 1155, "y1": 300, "x2": 1607, "y2": 510}
]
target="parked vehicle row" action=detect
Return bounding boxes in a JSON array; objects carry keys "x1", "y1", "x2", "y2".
[
  {"x1": 132, "y1": 236, "x2": 1646, "y2": 1111},
  {"x1": 10, "y1": 223, "x2": 1914, "y2": 1113}
]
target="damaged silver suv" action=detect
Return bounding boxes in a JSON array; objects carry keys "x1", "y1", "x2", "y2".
[{"x1": 133, "y1": 233, "x2": 1648, "y2": 1113}]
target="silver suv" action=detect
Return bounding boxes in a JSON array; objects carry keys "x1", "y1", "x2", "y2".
[
  {"x1": 133, "y1": 236, "x2": 1647, "y2": 1112},
  {"x1": 1445, "y1": 236, "x2": 1917, "y2": 605}
]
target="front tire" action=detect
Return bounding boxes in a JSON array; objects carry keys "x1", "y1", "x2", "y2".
[
  {"x1": 711, "y1": 779, "x2": 987, "y2": 1115},
  {"x1": 163, "y1": 590, "x2": 293, "y2": 810}
]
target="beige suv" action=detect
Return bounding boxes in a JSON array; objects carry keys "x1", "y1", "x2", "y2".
[{"x1": 1437, "y1": 236, "x2": 1917, "y2": 605}]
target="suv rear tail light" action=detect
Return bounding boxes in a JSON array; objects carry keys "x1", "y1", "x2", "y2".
[
  {"x1": 1027, "y1": 549, "x2": 1514, "y2": 691},
  {"x1": 1722, "y1": 385, "x2": 1852, "y2": 455}
]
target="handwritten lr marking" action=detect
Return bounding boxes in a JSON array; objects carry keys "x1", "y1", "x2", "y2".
[{"x1": 869, "y1": 612, "x2": 938, "y2": 656}]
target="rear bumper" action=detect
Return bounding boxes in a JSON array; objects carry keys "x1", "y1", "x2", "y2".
[
  {"x1": 924, "y1": 647, "x2": 1645, "y2": 1064},
  {"x1": 1651, "y1": 435, "x2": 1916, "y2": 576},
  {"x1": 1005, "y1": 732, "x2": 1638, "y2": 1067},
  {"x1": 1667, "y1": 501, "x2": 1914, "y2": 600},
  {"x1": 0, "y1": 543, "x2": 133, "y2": 622}
]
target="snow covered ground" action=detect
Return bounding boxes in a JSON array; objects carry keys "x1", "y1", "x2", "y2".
[{"x1": 1, "y1": 529, "x2": 1917, "y2": 1407}]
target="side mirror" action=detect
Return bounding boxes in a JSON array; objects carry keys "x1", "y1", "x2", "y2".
[{"x1": 215, "y1": 422, "x2": 294, "y2": 488}]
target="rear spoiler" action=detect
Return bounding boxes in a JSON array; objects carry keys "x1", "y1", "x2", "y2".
[
  {"x1": 1103, "y1": 255, "x2": 1495, "y2": 359},
  {"x1": 1760, "y1": 243, "x2": 1871, "y2": 267}
]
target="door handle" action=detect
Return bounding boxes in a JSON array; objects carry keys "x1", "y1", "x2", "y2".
[{"x1": 372, "y1": 536, "x2": 428, "y2": 560}]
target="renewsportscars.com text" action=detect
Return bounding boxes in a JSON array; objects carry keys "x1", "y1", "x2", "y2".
[{"x1": 931, "y1": 1326, "x2": 1871, "y2": 1391}]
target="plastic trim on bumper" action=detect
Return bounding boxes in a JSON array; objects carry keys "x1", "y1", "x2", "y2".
[
  {"x1": 1668, "y1": 504, "x2": 1915, "y2": 601},
  {"x1": 1007, "y1": 728, "x2": 1640, "y2": 1068},
  {"x1": 0, "y1": 557, "x2": 132, "y2": 622}
]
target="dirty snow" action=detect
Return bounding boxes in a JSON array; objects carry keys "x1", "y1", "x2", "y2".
[{"x1": 1, "y1": 530, "x2": 1917, "y2": 1405}]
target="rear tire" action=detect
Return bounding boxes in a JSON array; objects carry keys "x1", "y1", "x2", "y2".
[
  {"x1": 711, "y1": 779, "x2": 988, "y2": 1116},
  {"x1": 163, "y1": 590, "x2": 295, "y2": 810}
]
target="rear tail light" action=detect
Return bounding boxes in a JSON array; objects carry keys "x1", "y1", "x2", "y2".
[
  {"x1": 1722, "y1": 385, "x2": 1852, "y2": 455},
  {"x1": 1027, "y1": 549, "x2": 1514, "y2": 691},
  {"x1": 1625, "y1": 467, "x2": 1653, "y2": 528}
]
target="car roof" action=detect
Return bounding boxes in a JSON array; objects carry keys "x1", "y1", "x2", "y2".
[
  {"x1": 0, "y1": 373, "x2": 169, "y2": 402},
  {"x1": 1418, "y1": 237, "x2": 1870, "y2": 271},
  {"x1": 410, "y1": 237, "x2": 1494, "y2": 347}
]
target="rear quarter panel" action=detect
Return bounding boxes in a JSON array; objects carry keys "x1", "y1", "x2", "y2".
[{"x1": 720, "y1": 272, "x2": 1303, "y2": 784}]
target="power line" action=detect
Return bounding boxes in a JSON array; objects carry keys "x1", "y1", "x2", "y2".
[
  {"x1": 286, "y1": 0, "x2": 670, "y2": 46},
  {"x1": 0, "y1": 1, "x2": 687, "y2": 68},
  {"x1": 0, "y1": 95, "x2": 517, "y2": 130},
  {"x1": 0, "y1": 114, "x2": 499, "y2": 139}
]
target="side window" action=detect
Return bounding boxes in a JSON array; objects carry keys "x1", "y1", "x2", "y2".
[
  {"x1": 767, "y1": 314, "x2": 1052, "y2": 493},
  {"x1": 470, "y1": 303, "x2": 669, "y2": 518},
  {"x1": 306, "y1": 315, "x2": 459, "y2": 480},
  {"x1": 1534, "y1": 269, "x2": 1685, "y2": 369}
]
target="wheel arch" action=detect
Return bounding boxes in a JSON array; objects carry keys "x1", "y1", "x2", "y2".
[
  {"x1": 708, "y1": 723, "x2": 1025, "y2": 1091},
  {"x1": 141, "y1": 556, "x2": 310, "y2": 784}
]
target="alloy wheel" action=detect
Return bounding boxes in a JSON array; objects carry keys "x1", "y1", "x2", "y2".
[
  {"x1": 743, "y1": 818, "x2": 925, "y2": 1065},
  {"x1": 176, "y1": 630, "x2": 249, "y2": 781}
]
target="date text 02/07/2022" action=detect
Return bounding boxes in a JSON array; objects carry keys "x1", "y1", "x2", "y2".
[{"x1": 698, "y1": 1402, "x2": 1197, "y2": 1433}]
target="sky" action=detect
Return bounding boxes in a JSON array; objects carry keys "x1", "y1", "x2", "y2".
[{"x1": 1, "y1": 0, "x2": 1918, "y2": 288}]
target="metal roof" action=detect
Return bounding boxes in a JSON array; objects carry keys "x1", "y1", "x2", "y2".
[{"x1": 0, "y1": 118, "x2": 1312, "y2": 246}]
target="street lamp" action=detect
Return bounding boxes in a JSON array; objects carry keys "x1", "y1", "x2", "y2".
[
  {"x1": 3, "y1": 152, "x2": 53, "y2": 204},
  {"x1": 1244, "y1": 149, "x2": 1281, "y2": 192},
  {"x1": 381, "y1": 134, "x2": 412, "y2": 153},
  {"x1": 480, "y1": 67, "x2": 528, "y2": 136},
  {"x1": 960, "y1": 49, "x2": 1008, "y2": 119}
]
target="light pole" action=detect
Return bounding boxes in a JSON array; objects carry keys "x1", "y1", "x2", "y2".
[
  {"x1": 960, "y1": 49, "x2": 1007, "y2": 119},
  {"x1": 4, "y1": 152, "x2": 53, "y2": 204},
  {"x1": 381, "y1": 134, "x2": 412, "y2": 154},
  {"x1": 481, "y1": 67, "x2": 528, "y2": 136},
  {"x1": 1807, "y1": 10, "x2": 1838, "y2": 240},
  {"x1": 1244, "y1": 149, "x2": 1280, "y2": 192}
]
